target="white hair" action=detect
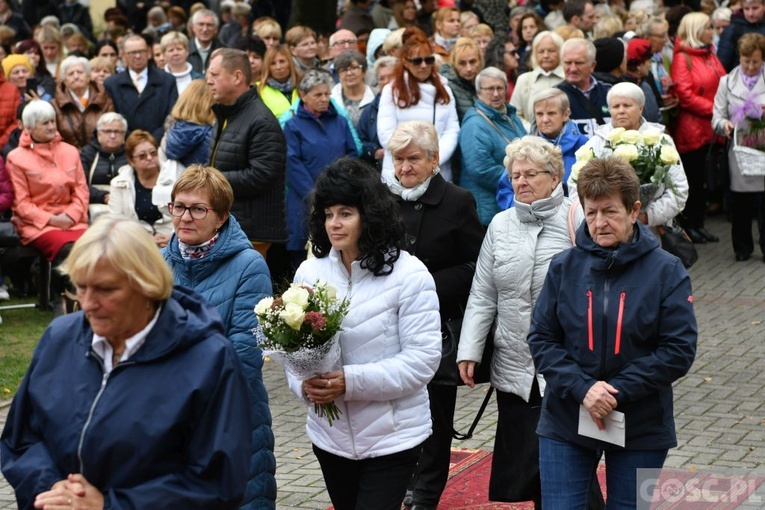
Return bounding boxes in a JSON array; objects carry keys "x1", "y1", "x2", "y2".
[
  {"x1": 59, "y1": 55, "x2": 90, "y2": 79},
  {"x1": 607, "y1": 82, "x2": 645, "y2": 107},
  {"x1": 22, "y1": 100, "x2": 56, "y2": 130}
]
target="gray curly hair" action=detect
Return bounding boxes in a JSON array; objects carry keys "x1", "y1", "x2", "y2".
[{"x1": 503, "y1": 135, "x2": 564, "y2": 180}]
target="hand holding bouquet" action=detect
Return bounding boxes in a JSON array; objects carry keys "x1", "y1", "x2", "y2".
[{"x1": 254, "y1": 282, "x2": 350, "y2": 425}]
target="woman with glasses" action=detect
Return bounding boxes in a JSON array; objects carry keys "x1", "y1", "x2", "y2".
[
  {"x1": 164, "y1": 165, "x2": 276, "y2": 509},
  {"x1": 331, "y1": 50, "x2": 375, "y2": 126},
  {"x1": 257, "y1": 44, "x2": 301, "y2": 119},
  {"x1": 510, "y1": 31, "x2": 565, "y2": 122},
  {"x1": 377, "y1": 27, "x2": 460, "y2": 182},
  {"x1": 109, "y1": 130, "x2": 173, "y2": 247},
  {"x1": 286, "y1": 26, "x2": 320, "y2": 74},
  {"x1": 80, "y1": 112, "x2": 129, "y2": 221}
]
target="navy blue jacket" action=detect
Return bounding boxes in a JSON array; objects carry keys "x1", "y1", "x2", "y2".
[
  {"x1": 104, "y1": 67, "x2": 179, "y2": 140},
  {"x1": 1, "y1": 287, "x2": 252, "y2": 509},
  {"x1": 556, "y1": 80, "x2": 612, "y2": 137},
  {"x1": 284, "y1": 101, "x2": 357, "y2": 251},
  {"x1": 164, "y1": 215, "x2": 276, "y2": 510},
  {"x1": 717, "y1": 13, "x2": 765, "y2": 72},
  {"x1": 357, "y1": 92, "x2": 382, "y2": 169},
  {"x1": 165, "y1": 120, "x2": 214, "y2": 167},
  {"x1": 528, "y1": 221, "x2": 697, "y2": 451}
]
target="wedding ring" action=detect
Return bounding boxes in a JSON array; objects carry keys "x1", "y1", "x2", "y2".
[{"x1": 326, "y1": 379, "x2": 332, "y2": 389}]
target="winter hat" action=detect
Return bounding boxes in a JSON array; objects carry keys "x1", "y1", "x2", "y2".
[
  {"x1": 627, "y1": 38, "x2": 653, "y2": 66},
  {"x1": 594, "y1": 37, "x2": 626, "y2": 73},
  {"x1": 1, "y1": 55, "x2": 33, "y2": 79}
]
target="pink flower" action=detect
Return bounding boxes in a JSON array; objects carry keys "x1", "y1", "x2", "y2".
[{"x1": 304, "y1": 311, "x2": 327, "y2": 331}]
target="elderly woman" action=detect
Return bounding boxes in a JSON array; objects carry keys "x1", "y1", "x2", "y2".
[
  {"x1": 109, "y1": 130, "x2": 173, "y2": 247},
  {"x1": 387, "y1": 121, "x2": 484, "y2": 509},
  {"x1": 284, "y1": 69, "x2": 357, "y2": 268},
  {"x1": 457, "y1": 136, "x2": 576, "y2": 508},
  {"x1": 1, "y1": 216, "x2": 253, "y2": 509},
  {"x1": 713, "y1": 32, "x2": 765, "y2": 262},
  {"x1": 569, "y1": 82, "x2": 689, "y2": 230},
  {"x1": 286, "y1": 25, "x2": 320, "y2": 73},
  {"x1": 498, "y1": 87, "x2": 589, "y2": 208},
  {"x1": 6, "y1": 100, "x2": 88, "y2": 312},
  {"x1": 358, "y1": 56, "x2": 397, "y2": 170},
  {"x1": 161, "y1": 31, "x2": 204, "y2": 96},
  {"x1": 51, "y1": 56, "x2": 114, "y2": 149},
  {"x1": 80, "y1": 112, "x2": 128, "y2": 220},
  {"x1": 528, "y1": 157, "x2": 697, "y2": 509},
  {"x1": 377, "y1": 27, "x2": 460, "y2": 182},
  {"x1": 257, "y1": 44, "x2": 300, "y2": 119},
  {"x1": 164, "y1": 165, "x2": 276, "y2": 509},
  {"x1": 511, "y1": 31, "x2": 566, "y2": 121},
  {"x1": 459, "y1": 66, "x2": 527, "y2": 225},
  {"x1": 287, "y1": 158, "x2": 441, "y2": 510},
  {"x1": 671, "y1": 12, "x2": 725, "y2": 245},
  {"x1": 88, "y1": 56, "x2": 115, "y2": 87},
  {"x1": 331, "y1": 50, "x2": 375, "y2": 126},
  {"x1": 163, "y1": 79, "x2": 214, "y2": 167},
  {"x1": 439, "y1": 37, "x2": 483, "y2": 122}
]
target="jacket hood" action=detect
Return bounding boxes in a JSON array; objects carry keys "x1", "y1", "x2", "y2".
[
  {"x1": 296, "y1": 99, "x2": 341, "y2": 119},
  {"x1": 166, "y1": 120, "x2": 213, "y2": 147},
  {"x1": 538, "y1": 119, "x2": 587, "y2": 151},
  {"x1": 575, "y1": 218, "x2": 660, "y2": 269},
  {"x1": 18, "y1": 130, "x2": 63, "y2": 149},
  {"x1": 673, "y1": 41, "x2": 714, "y2": 57},
  {"x1": 366, "y1": 28, "x2": 391, "y2": 68}
]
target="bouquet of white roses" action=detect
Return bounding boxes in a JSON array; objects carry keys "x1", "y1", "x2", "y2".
[
  {"x1": 571, "y1": 127, "x2": 681, "y2": 206},
  {"x1": 254, "y1": 282, "x2": 350, "y2": 425}
]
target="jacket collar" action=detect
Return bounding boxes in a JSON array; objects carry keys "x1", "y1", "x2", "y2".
[
  {"x1": 514, "y1": 182, "x2": 565, "y2": 223},
  {"x1": 575, "y1": 218, "x2": 660, "y2": 269},
  {"x1": 415, "y1": 173, "x2": 447, "y2": 205}
]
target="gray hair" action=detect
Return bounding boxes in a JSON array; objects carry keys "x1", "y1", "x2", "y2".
[
  {"x1": 531, "y1": 87, "x2": 570, "y2": 113},
  {"x1": 40, "y1": 16, "x2": 60, "y2": 30},
  {"x1": 607, "y1": 81, "x2": 645, "y2": 108},
  {"x1": 387, "y1": 120, "x2": 439, "y2": 159},
  {"x1": 503, "y1": 135, "x2": 565, "y2": 180},
  {"x1": 475, "y1": 66, "x2": 508, "y2": 91},
  {"x1": 530, "y1": 31, "x2": 564, "y2": 70},
  {"x1": 148, "y1": 6, "x2": 168, "y2": 24},
  {"x1": 298, "y1": 68, "x2": 335, "y2": 94},
  {"x1": 59, "y1": 56, "x2": 90, "y2": 79},
  {"x1": 97, "y1": 112, "x2": 128, "y2": 132},
  {"x1": 22, "y1": 100, "x2": 56, "y2": 130},
  {"x1": 334, "y1": 50, "x2": 367, "y2": 73},
  {"x1": 192, "y1": 9, "x2": 219, "y2": 28},
  {"x1": 711, "y1": 7, "x2": 732, "y2": 23},
  {"x1": 374, "y1": 56, "x2": 398, "y2": 78},
  {"x1": 561, "y1": 37, "x2": 596, "y2": 65},
  {"x1": 60, "y1": 23, "x2": 81, "y2": 38}
]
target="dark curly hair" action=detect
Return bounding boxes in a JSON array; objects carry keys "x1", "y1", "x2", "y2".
[{"x1": 308, "y1": 158, "x2": 404, "y2": 277}]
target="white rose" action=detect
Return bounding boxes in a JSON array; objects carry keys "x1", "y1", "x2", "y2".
[
  {"x1": 575, "y1": 145, "x2": 594, "y2": 162},
  {"x1": 570, "y1": 160, "x2": 587, "y2": 181},
  {"x1": 605, "y1": 127, "x2": 626, "y2": 144},
  {"x1": 279, "y1": 303, "x2": 305, "y2": 330},
  {"x1": 282, "y1": 285, "x2": 310, "y2": 309},
  {"x1": 620, "y1": 130, "x2": 642, "y2": 145},
  {"x1": 613, "y1": 144, "x2": 639, "y2": 162},
  {"x1": 641, "y1": 129, "x2": 662, "y2": 146},
  {"x1": 323, "y1": 284, "x2": 338, "y2": 302},
  {"x1": 659, "y1": 145, "x2": 680, "y2": 165},
  {"x1": 254, "y1": 297, "x2": 274, "y2": 316}
]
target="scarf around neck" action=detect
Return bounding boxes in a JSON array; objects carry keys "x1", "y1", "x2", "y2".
[
  {"x1": 267, "y1": 76, "x2": 294, "y2": 94},
  {"x1": 386, "y1": 171, "x2": 438, "y2": 201},
  {"x1": 179, "y1": 232, "x2": 220, "y2": 259}
]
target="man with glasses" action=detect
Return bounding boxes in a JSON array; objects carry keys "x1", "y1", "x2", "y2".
[
  {"x1": 327, "y1": 29, "x2": 359, "y2": 81},
  {"x1": 556, "y1": 37, "x2": 611, "y2": 137},
  {"x1": 718, "y1": 0, "x2": 765, "y2": 71},
  {"x1": 188, "y1": 9, "x2": 226, "y2": 73},
  {"x1": 104, "y1": 35, "x2": 178, "y2": 140}
]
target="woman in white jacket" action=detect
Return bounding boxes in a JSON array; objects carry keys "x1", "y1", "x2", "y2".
[
  {"x1": 288, "y1": 158, "x2": 442, "y2": 510},
  {"x1": 377, "y1": 27, "x2": 460, "y2": 182}
]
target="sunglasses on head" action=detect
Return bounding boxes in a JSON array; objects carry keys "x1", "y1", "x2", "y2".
[{"x1": 406, "y1": 55, "x2": 436, "y2": 66}]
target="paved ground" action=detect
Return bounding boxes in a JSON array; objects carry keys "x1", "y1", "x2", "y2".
[{"x1": 1, "y1": 214, "x2": 763, "y2": 509}]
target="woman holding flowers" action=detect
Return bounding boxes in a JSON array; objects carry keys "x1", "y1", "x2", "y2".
[
  {"x1": 287, "y1": 158, "x2": 442, "y2": 510},
  {"x1": 712, "y1": 33, "x2": 765, "y2": 262},
  {"x1": 568, "y1": 82, "x2": 689, "y2": 231},
  {"x1": 163, "y1": 165, "x2": 276, "y2": 510}
]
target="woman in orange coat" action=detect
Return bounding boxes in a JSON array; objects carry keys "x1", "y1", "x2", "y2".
[{"x1": 6, "y1": 100, "x2": 88, "y2": 313}]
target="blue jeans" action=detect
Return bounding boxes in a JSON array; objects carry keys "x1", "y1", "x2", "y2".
[{"x1": 539, "y1": 437, "x2": 668, "y2": 509}]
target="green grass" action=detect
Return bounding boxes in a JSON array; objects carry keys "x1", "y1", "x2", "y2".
[{"x1": 0, "y1": 299, "x2": 52, "y2": 400}]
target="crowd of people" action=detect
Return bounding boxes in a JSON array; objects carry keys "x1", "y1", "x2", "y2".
[{"x1": 10, "y1": 0, "x2": 765, "y2": 507}]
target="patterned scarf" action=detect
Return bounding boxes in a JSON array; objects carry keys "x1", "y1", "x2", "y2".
[
  {"x1": 179, "y1": 232, "x2": 219, "y2": 259},
  {"x1": 267, "y1": 76, "x2": 294, "y2": 94}
]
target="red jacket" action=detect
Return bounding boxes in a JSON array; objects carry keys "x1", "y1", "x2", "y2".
[
  {"x1": 0, "y1": 75, "x2": 20, "y2": 149},
  {"x1": 671, "y1": 41, "x2": 726, "y2": 153}
]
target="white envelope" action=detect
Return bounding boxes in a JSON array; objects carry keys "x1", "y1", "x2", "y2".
[{"x1": 577, "y1": 405, "x2": 625, "y2": 447}]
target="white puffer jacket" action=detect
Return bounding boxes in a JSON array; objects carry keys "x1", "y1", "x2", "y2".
[
  {"x1": 288, "y1": 248, "x2": 442, "y2": 460},
  {"x1": 457, "y1": 185, "x2": 574, "y2": 401},
  {"x1": 567, "y1": 120, "x2": 689, "y2": 227}
]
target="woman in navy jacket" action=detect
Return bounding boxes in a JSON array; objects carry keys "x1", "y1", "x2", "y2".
[
  {"x1": 1, "y1": 216, "x2": 251, "y2": 510},
  {"x1": 528, "y1": 157, "x2": 697, "y2": 509}
]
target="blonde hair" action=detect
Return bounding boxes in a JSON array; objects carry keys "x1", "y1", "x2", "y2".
[
  {"x1": 387, "y1": 120, "x2": 439, "y2": 159},
  {"x1": 171, "y1": 79, "x2": 215, "y2": 125},
  {"x1": 89, "y1": 56, "x2": 115, "y2": 75},
  {"x1": 593, "y1": 15, "x2": 624, "y2": 39},
  {"x1": 449, "y1": 37, "x2": 483, "y2": 69},
  {"x1": 253, "y1": 17, "x2": 282, "y2": 41},
  {"x1": 160, "y1": 31, "x2": 189, "y2": 53},
  {"x1": 677, "y1": 12, "x2": 710, "y2": 49},
  {"x1": 554, "y1": 25, "x2": 585, "y2": 41},
  {"x1": 59, "y1": 216, "x2": 173, "y2": 302},
  {"x1": 468, "y1": 23, "x2": 494, "y2": 39},
  {"x1": 503, "y1": 135, "x2": 564, "y2": 180},
  {"x1": 285, "y1": 26, "x2": 316, "y2": 48}
]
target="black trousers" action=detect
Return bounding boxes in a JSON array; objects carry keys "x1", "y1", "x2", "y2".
[
  {"x1": 313, "y1": 442, "x2": 422, "y2": 510},
  {"x1": 679, "y1": 145, "x2": 710, "y2": 229},
  {"x1": 731, "y1": 191, "x2": 765, "y2": 257},
  {"x1": 410, "y1": 384, "x2": 458, "y2": 507}
]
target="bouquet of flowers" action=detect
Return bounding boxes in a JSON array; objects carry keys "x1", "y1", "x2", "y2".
[
  {"x1": 254, "y1": 282, "x2": 350, "y2": 425},
  {"x1": 571, "y1": 127, "x2": 681, "y2": 206},
  {"x1": 731, "y1": 91, "x2": 765, "y2": 152}
]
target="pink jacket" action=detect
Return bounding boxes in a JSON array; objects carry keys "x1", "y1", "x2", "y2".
[
  {"x1": 0, "y1": 158, "x2": 12, "y2": 213},
  {"x1": 6, "y1": 130, "x2": 89, "y2": 244}
]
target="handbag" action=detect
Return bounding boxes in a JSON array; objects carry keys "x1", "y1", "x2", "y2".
[
  {"x1": 431, "y1": 316, "x2": 495, "y2": 386},
  {"x1": 657, "y1": 224, "x2": 698, "y2": 268},
  {"x1": 0, "y1": 220, "x2": 20, "y2": 248}
]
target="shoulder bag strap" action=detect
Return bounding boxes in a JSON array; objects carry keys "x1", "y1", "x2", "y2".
[
  {"x1": 475, "y1": 108, "x2": 513, "y2": 144},
  {"x1": 452, "y1": 386, "x2": 495, "y2": 440},
  {"x1": 568, "y1": 200, "x2": 580, "y2": 245},
  {"x1": 89, "y1": 152, "x2": 100, "y2": 183}
]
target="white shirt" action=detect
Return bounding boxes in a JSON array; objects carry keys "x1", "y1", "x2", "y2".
[
  {"x1": 91, "y1": 306, "x2": 161, "y2": 374},
  {"x1": 129, "y1": 68, "x2": 148, "y2": 94}
]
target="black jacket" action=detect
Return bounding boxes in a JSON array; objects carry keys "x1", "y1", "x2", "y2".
[
  {"x1": 80, "y1": 135, "x2": 128, "y2": 204},
  {"x1": 210, "y1": 87, "x2": 287, "y2": 243},
  {"x1": 188, "y1": 37, "x2": 226, "y2": 74},
  {"x1": 718, "y1": 13, "x2": 765, "y2": 72}
]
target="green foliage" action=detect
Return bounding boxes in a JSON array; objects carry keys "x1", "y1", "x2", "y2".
[{"x1": 0, "y1": 300, "x2": 51, "y2": 399}]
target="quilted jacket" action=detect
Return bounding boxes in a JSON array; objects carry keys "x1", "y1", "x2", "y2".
[{"x1": 0, "y1": 77, "x2": 20, "y2": 149}]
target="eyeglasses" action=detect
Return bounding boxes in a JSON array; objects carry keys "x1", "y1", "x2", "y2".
[
  {"x1": 510, "y1": 170, "x2": 551, "y2": 181},
  {"x1": 168, "y1": 202, "x2": 215, "y2": 220},
  {"x1": 480, "y1": 85, "x2": 506, "y2": 94},
  {"x1": 99, "y1": 129, "x2": 125, "y2": 136},
  {"x1": 133, "y1": 148, "x2": 158, "y2": 161},
  {"x1": 331, "y1": 39, "x2": 357, "y2": 47},
  {"x1": 340, "y1": 64, "x2": 363, "y2": 74},
  {"x1": 406, "y1": 56, "x2": 436, "y2": 66}
]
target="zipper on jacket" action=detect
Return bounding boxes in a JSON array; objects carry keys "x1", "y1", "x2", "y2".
[
  {"x1": 587, "y1": 289, "x2": 594, "y2": 351},
  {"x1": 615, "y1": 292, "x2": 626, "y2": 355},
  {"x1": 600, "y1": 278, "x2": 611, "y2": 376},
  {"x1": 77, "y1": 369, "x2": 110, "y2": 475}
]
